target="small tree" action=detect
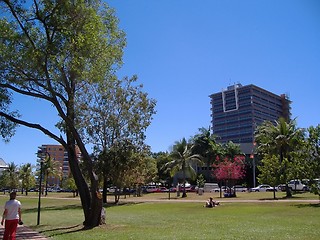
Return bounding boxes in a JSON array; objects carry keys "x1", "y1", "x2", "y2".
[
  {"x1": 19, "y1": 163, "x2": 35, "y2": 195},
  {"x1": 213, "y1": 155, "x2": 246, "y2": 197},
  {"x1": 257, "y1": 155, "x2": 283, "y2": 199},
  {"x1": 196, "y1": 174, "x2": 205, "y2": 189},
  {"x1": 62, "y1": 175, "x2": 78, "y2": 197}
]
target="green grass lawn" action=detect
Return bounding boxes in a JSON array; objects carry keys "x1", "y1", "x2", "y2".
[{"x1": 0, "y1": 192, "x2": 319, "y2": 239}]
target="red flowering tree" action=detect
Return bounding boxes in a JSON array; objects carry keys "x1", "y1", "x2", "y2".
[{"x1": 212, "y1": 155, "x2": 246, "y2": 197}]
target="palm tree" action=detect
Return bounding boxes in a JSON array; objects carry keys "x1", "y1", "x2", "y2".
[
  {"x1": 192, "y1": 127, "x2": 222, "y2": 182},
  {"x1": 255, "y1": 117, "x2": 304, "y2": 197},
  {"x1": 5, "y1": 162, "x2": 19, "y2": 191},
  {"x1": 165, "y1": 138, "x2": 202, "y2": 198},
  {"x1": 19, "y1": 163, "x2": 34, "y2": 195},
  {"x1": 42, "y1": 155, "x2": 61, "y2": 196}
]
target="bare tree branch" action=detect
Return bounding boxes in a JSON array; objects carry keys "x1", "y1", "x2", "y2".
[{"x1": 0, "y1": 111, "x2": 65, "y2": 146}]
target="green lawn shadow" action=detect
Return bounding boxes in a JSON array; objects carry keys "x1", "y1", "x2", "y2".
[
  {"x1": 23, "y1": 204, "x2": 83, "y2": 214},
  {"x1": 39, "y1": 224, "x2": 84, "y2": 237}
]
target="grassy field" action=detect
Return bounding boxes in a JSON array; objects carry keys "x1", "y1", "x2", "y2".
[{"x1": 0, "y1": 191, "x2": 319, "y2": 239}]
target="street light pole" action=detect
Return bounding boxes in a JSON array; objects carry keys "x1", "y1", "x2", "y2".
[
  {"x1": 250, "y1": 141, "x2": 257, "y2": 188},
  {"x1": 37, "y1": 159, "x2": 44, "y2": 225},
  {"x1": 37, "y1": 151, "x2": 49, "y2": 225}
]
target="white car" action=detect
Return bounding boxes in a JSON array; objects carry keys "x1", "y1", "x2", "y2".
[
  {"x1": 146, "y1": 186, "x2": 159, "y2": 193},
  {"x1": 232, "y1": 185, "x2": 247, "y2": 192},
  {"x1": 210, "y1": 186, "x2": 229, "y2": 192},
  {"x1": 250, "y1": 184, "x2": 277, "y2": 192}
]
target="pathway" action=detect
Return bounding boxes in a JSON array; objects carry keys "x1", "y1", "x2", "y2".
[{"x1": 0, "y1": 224, "x2": 48, "y2": 239}]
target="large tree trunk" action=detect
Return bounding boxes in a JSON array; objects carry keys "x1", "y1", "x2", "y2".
[
  {"x1": 280, "y1": 151, "x2": 292, "y2": 198},
  {"x1": 65, "y1": 77, "x2": 103, "y2": 228},
  {"x1": 182, "y1": 168, "x2": 187, "y2": 198},
  {"x1": 66, "y1": 132, "x2": 102, "y2": 228},
  {"x1": 45, "y1": 174, "x2": 48, "y2": 196}
]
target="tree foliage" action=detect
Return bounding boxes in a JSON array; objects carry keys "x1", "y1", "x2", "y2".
[
  {"x1": 2, "y1": 162, "x2": 19, "y2": 190},
  {"x1": 306, "y1": 125, "x2": 320, "y2": 195},
  {"x1": 0, "y1": 88, "x2": 18, "y2": 142},
  {"x1": 213, "y1": 155, "x2": 246, "y2": 183},
  {"x1": 257, "y1": 155, "x2": 284, "y2": 199},
  {"x1": 307, "y1": 125, "x2": 320, "y2": 177},
  {"x1": 79, "y1": 76, "x2": 156, "y2": 151},
  {"x1": 154, "y1": 151, "x2": 172, "y2": 184},
  {"x1": 77, "y1": 74, "x2": 156, "y2": 203},
  {"x1": 221, "y1": 141, "x2": 243, "y2": 159},
  {"x1": 101, "y1": 139, "x2": 156, "y2": 203}
]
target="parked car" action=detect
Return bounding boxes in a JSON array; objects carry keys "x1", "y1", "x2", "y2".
[
  {"x1": 250, "y1": 184, "x2": 276, "y2": 192},
  {"x1": 210, "y1": 186, "x2": 230, "y2": 193},
  {"x1": 288, "y1": 180, "x2": 309, "y2": 191},
  {"x1": 159, "y1": 187, "x2": 169, "y2": 192},
  {"x1": 203, "y1": 183, "x2": 219, "y2": 192},
  {"x1": 277, "y1": 184, "x2": 286, "y2": 192},
  {"x1": 179, "y1": 185, "x2": 196, "y2": 192},
  {"x1": 146, "y1": 186, "x2": 159, "y2": 193},
  {"x1": 107, "y1": 186, "x2": 118, "y2": 193},
  {"x1": 232, "y1": 185, "x2": 247, "y2": 192}
]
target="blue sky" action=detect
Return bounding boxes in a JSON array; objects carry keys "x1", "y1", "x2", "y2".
[{"x1": 1, "y1": 0, "x2": 319, "y2": 166}]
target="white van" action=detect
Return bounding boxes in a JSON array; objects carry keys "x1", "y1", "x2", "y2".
[
  {"x1": 288, "y1": 179, "x2": 309, "y2": 191},
  {"x1": 203, "y1": 183, "x2": 219, "y2": 192},
  {"x1": 288, "y1": 180, "x2": 308, "y2": 191}
]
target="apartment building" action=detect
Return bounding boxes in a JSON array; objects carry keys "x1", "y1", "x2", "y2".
[{"x1": 37, "y1": 144, "x2": 81, "y2": 187}]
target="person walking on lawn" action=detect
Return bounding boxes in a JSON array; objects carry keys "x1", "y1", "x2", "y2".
[{"x1": 1, "y1": 191, "x2": 22, "y2": 240}]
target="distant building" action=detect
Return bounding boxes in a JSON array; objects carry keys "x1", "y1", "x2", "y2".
[
  {"x1": 0, "y1": 158, "x2": 8, "y2": 175},
  {"x1": 209, "y1": 83, "x2": 291, "y2": 154},
  {"x1": 37, "y1": 144, "x2": 81, "y2": 187}
]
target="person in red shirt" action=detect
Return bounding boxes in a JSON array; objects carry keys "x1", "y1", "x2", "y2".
[{"x1": 1, "y1": 191, "x2": 22, "y2": 240}]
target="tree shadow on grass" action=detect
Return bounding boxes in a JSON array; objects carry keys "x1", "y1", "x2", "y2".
[
  {"x1": 23, "y1": 204, "x2": 83, "y2": 214},
  {"x1": 257, "y1": 197, "x2": 279, "y2": 200},
  {"x1": 295, "y1": 203, "x2": 320, "y2": 208},
  {"x1": 104, "y1": 202, "x2": 145, "y2": 208},
  {"x1": 38, "y1": 224, "x2": 84, "y2": 237}
]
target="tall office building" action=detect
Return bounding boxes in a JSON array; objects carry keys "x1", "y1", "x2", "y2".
[
  {"x1": 209, "y1": 83, "x2": 291, "y2": 154},
  {"x1": 37, "y1": 144, "x2": 81, "y2": 187}
]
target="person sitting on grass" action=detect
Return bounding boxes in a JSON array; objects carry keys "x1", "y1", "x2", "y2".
[{"x1": 204, "y1": 197, "x2": 220, "y2": 208}]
